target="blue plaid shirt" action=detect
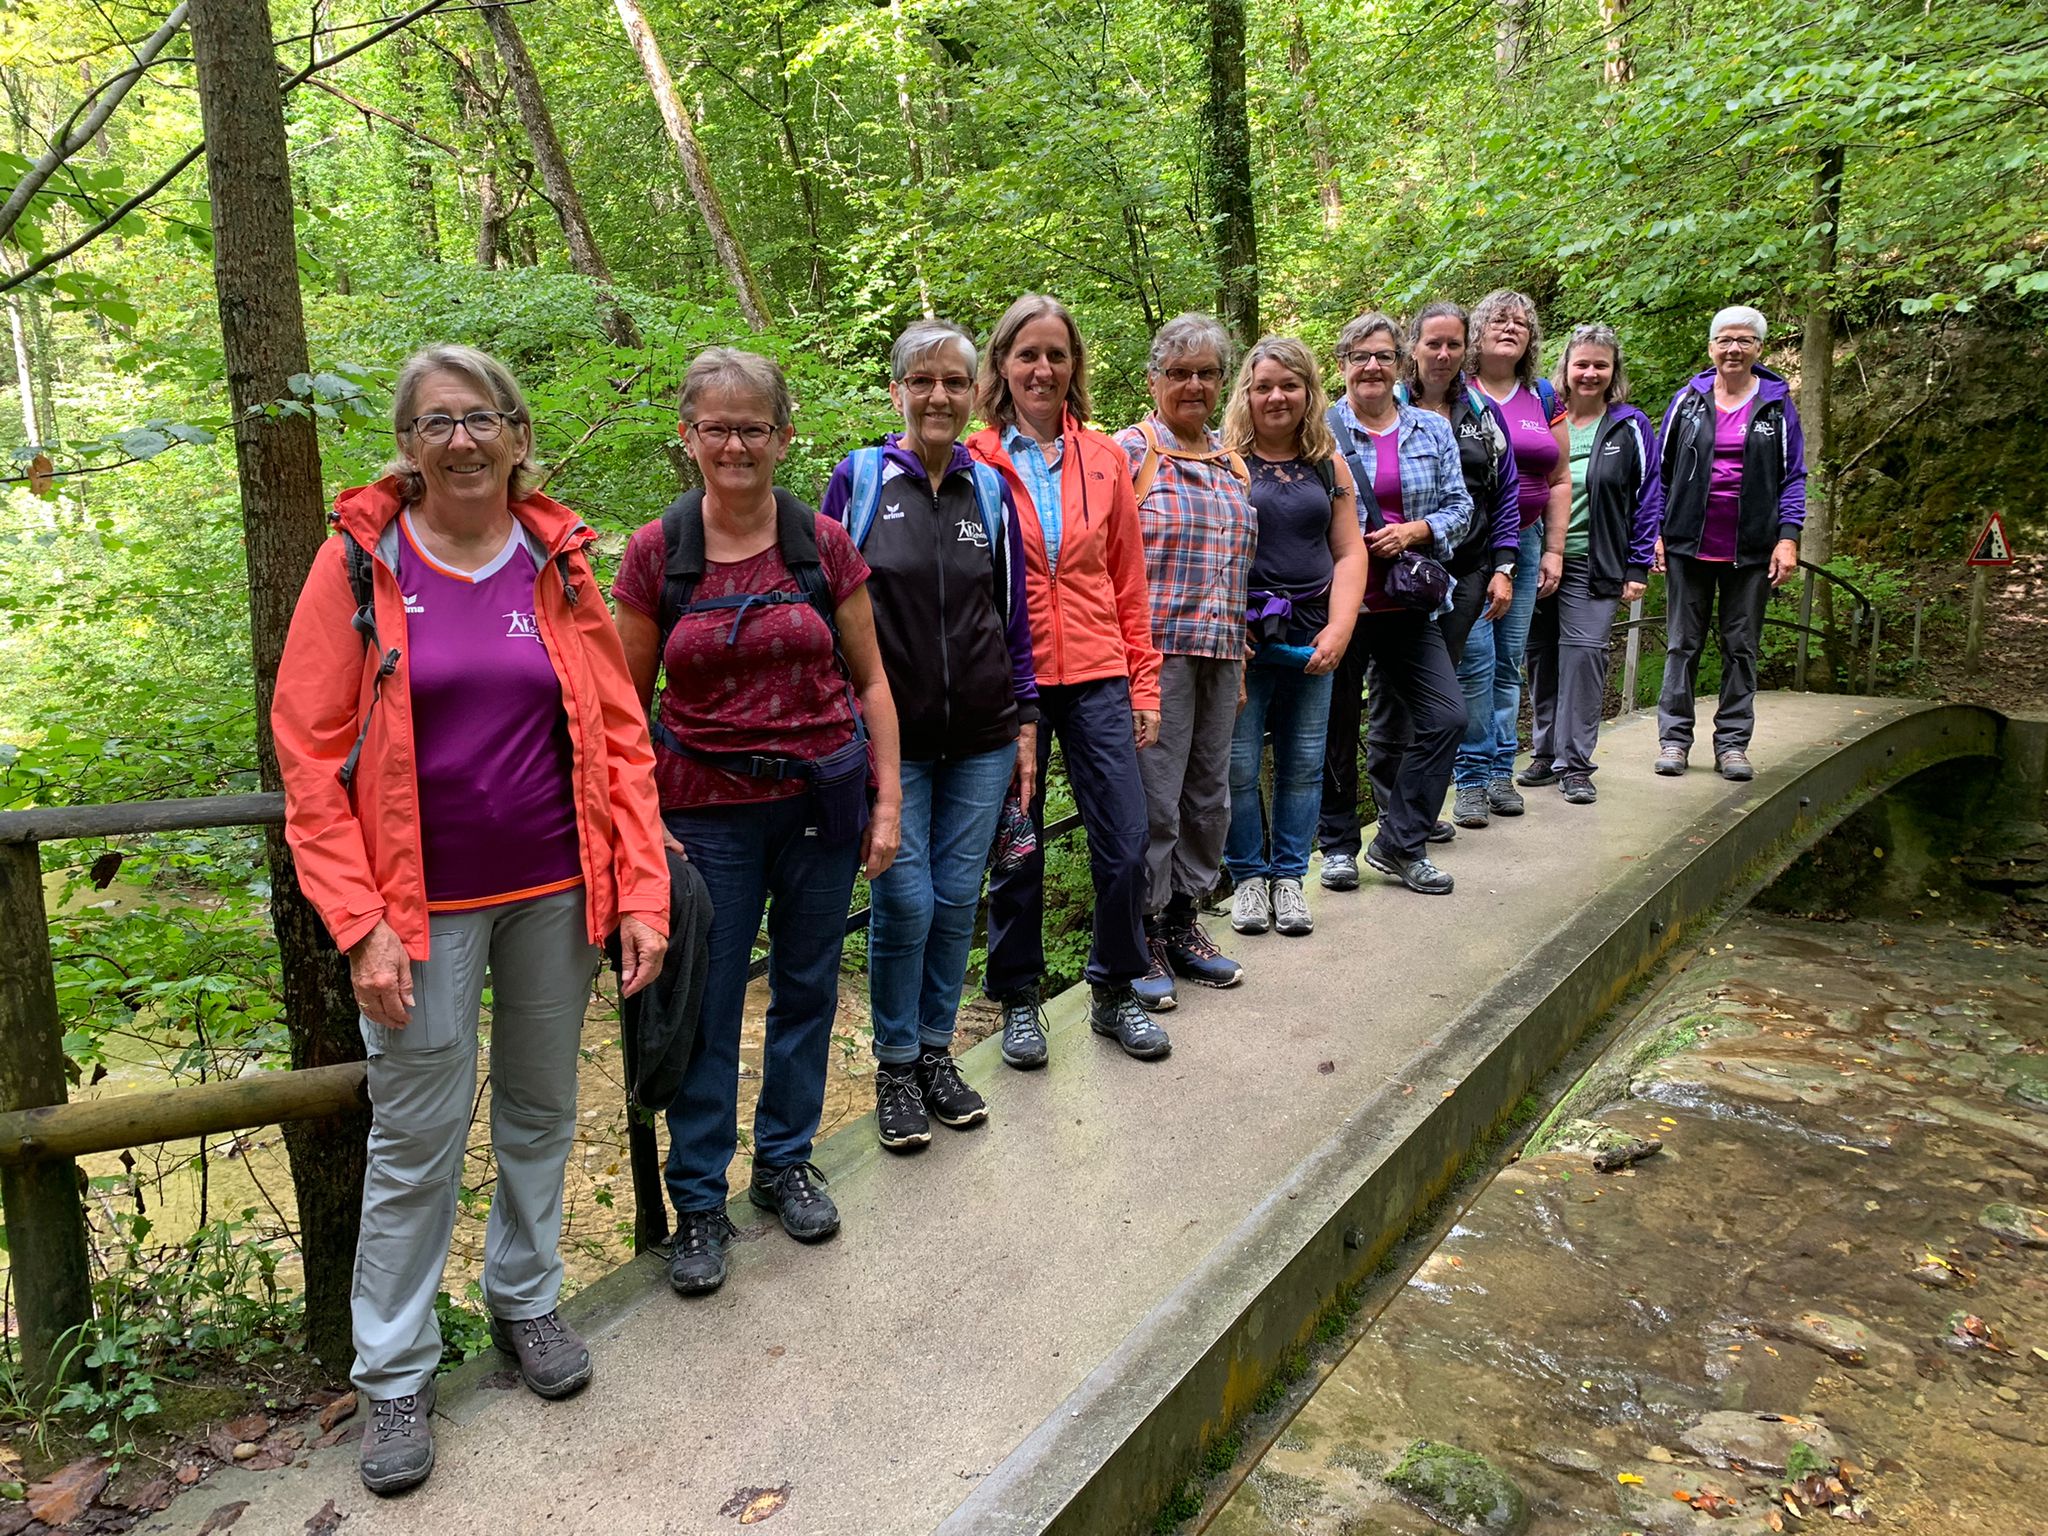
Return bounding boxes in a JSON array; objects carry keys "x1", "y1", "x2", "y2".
[
  {"x1": 1328, "y1": 398, "x2": 1473, "y2": 618},
  {"x1": 1002, "y1": 423, "x2": 1065, "y2": 576}
]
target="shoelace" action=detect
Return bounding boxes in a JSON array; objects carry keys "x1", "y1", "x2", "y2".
[
  {"x1": 878, "y1": 1071, "x2": 925, "y2": 1117},
  {"x1": 1145, "y1": 936, "x2": 1173, "y2": 975},
  {"x1": 922, "y1": 1054, "x2": 972, "y2": 1099},
  {"x1": 1174, "y1": 922, "x2": 1223, "y2": 960},
  {"x1": 678, "y1": 1211, "x2": 736, "y2": 1256},
  {"x1": 1003, "y1": 1001, "x2": 1044, "y2": 1041},
  {"x1": 514, "y1": 1312, "x2": 569, "y2": 1359},
  {"x1": 373, "y1": 1395, "x2": 422, "y2": 1443},
  {"x1": 775, "y1": 1161, "x2": 828, "y2": 1204},
  {"x1": 1274, "y1": 885, "x2": 1307, "y2": 919}
]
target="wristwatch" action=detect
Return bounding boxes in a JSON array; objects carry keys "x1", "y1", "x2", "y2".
[{"x1": 1494, "y1": 562, "x2": 1516, "y2": 577}]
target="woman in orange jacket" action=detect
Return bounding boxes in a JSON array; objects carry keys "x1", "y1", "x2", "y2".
[
  {"x1": 272, "y1": 344, "x2": 668, "y2": 1498},
  {"x1": 967, "y1": 293, "x2": 1170, "y2": 1068}
]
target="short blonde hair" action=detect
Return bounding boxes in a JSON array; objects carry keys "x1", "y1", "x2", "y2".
[
  {"x1": 1553, "y1": 323, "x2": 1631, "y2": 405},
  {"x1": 977, "y1": 293, "x2": 1092, "y2": 429},
  {"x1": 1222, "y1": 336, "x2": 1336, "y2": 462},
  {"x1": 385, "y1": 343, "x2": 541, "y2": 501}
]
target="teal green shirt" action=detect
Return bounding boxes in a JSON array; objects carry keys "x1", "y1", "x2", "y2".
[{"x1": 1564, "y1": 418, "x2": 1597, "y2": 558}]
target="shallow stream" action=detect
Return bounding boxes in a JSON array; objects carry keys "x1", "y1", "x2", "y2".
[{"x1": 1210, "y1": 912, "x2": 2048, "y2": 1535}]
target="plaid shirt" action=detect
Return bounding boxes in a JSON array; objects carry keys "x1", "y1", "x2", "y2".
[{"x1": 1115, "y1": 415, "x2": 1258, "y2": 660}]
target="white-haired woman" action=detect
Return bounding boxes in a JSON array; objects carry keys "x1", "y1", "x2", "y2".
[
  {"x1": 1452, "y1": 289, "x2": 1569, "y2": 827},
  {"x1": 273, "y1": 344, "x2": 671, "y2": 1495},
  {"x1": 1522, "y1": 324, "x2": 1662, "y2": 804},
  {"x1": 818, "y1": 319, "x2": 1038, "y2": 1153},
  {"x1": 1117, "y1": 312, "x2": 1258, "y2": 1004},
  {"x1": 1652, "y1": 304, "x2": 1807, "y2": 781}
]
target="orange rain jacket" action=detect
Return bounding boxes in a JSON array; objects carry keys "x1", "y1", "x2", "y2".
[
  {"x1": 272, "y1": 477, "x2": 669, "y2": 962},
  {"x1": 967, "y1": 412, "x2": 1162, "y2": 712}
]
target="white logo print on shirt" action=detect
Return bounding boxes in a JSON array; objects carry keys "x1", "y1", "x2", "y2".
[
  {"x1": 882, "y1": 500, "x2": 906, "y2": 521},
  {"x1": 404, "y1": 593, "x2": 425, "y2": 614},
  {"x1": 504, "y1": 610, "x2": 542, "y2": 642},
  {"x1": 955, "y1": 518, "x2": 990, "y2": 549}
]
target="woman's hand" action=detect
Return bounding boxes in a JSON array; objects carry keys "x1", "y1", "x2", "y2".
[
  {"x1": 1621, "y1": 579, "x2": 1648, "y2": 605},
  {"x1": 349, "y1": 921, "x2": 413, "y2": 1029},
  {"x1": 1307, "y1": 621, "x2": 1352, "y2": 675},
  {"x1": 616, "y1": 914, "x2": 668, "y2": 999},
  {"x1": 862, "y1": 799, "x2": 902, "y2": 880},
  {"x1": 1483, "y1": 571, "x2": 1513, "y2": 622},
  {"x1": 1013, "y1": 723, "x2": 1037, "y2": 810},
  {"x1": 1365, "y1": 520, "x2": 1428, "y2": 559},
  {"x1": 1538, "y1": 551, "x2": 1564, "y2": 599},
  {"x1": 1651, "y1": 535, "x2": 1666, "y2": 574},
  {"x1": 661, "y1": 825, "x2": 688, "y2": 858},
  {"x1": 1768, "y1": 538, "x2": 1800, "y2": 586},
  {"x1": 1133, "y1": 709, "x2": 1161, "y2": 750}
]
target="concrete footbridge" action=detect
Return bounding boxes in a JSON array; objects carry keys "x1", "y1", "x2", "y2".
[{"x1": 138, "y1": 694, "x2": 2027, "y2": 1536}]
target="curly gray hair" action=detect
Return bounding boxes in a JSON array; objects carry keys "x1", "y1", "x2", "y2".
[
  {"x1": 1147, "y1": 312, "x2": 1235, "y2": 376},
  {"x1": 1468, "y1": 289, "x2": 1544, "y2": 389}
]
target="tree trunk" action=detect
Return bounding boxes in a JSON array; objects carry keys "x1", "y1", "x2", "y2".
[
  {"x1": 1601, "y1": 0, "x2": 1635, "y2": 84},
  {"x1": 451, "y1": 54, "x2": 508, "y2": 270},
  {"x1": 612, "y1": 0, "x2": 769, "y2": 329},
  {"x1": 1204, "y1": 0, "x2": 1257, "y2": 342},
  {"x1": 24, "y1": 289, "x2": 58, "y2": 444},
  {"x1": 771, "y1": 17, "x2": 827, "y2": 308},
  {"x1": 1800, "y1": 145, "x2": 1844, "y2": 690},
  {"x1": 188, "y1": 0, "x2": 365, "y2": 1378},
  {"x1": 1285, "y1": 8, "x2": 1340, "y2": 230},
  {"x1": 482, "y1": 2, "x2": 642, "y2": 346},
  {"x1": 8, "y1": 296, "x2": 36, "y2": 445},
  {"x1": 1495, "y1": 0, "x2": 1534, "y2": 78}
]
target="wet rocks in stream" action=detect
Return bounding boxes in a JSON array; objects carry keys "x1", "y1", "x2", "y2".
[{"x1": 1205, "y1": 916, "x2": 2048, "y2": 1536}]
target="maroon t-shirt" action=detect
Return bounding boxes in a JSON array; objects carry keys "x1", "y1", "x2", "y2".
[{"x1": 612, "y1": 515, "x2": 869, "y2": 810}]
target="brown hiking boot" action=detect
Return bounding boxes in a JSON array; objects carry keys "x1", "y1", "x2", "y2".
[{"x1": 359, "y1": 1378, "x2": 437, "y2": 1496}]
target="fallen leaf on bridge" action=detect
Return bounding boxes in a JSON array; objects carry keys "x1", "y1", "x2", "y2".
[
  {"x1": 304, "y1": 1498, "x2": 344, "y2": 1534},
  {"x1": 196, "y1": 1502, "x2": 250, "y2": 1534},
  {"x1": 720, "y1": 1484, "x2": 793, "y2": 1523},
  {"x1": 1317, "y1": 1060, "x2": 1334, "y2": 1074},
  {"x1": 26, "y1": 1457, "x2": 109, "y2": 1526}
]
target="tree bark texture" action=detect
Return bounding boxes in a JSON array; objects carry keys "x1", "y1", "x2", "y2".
[
  {"x1": 189, "y1": 0, "x2": 366, "y2": 1376},
  {"x1": 482, "y1": 3, "x2": 642, "y2": 347},
  {"x1": 1286, "y1": 10, "x2": 1341, "y2": 230},
  {"x1": 1800, "y1": 145, "x2": 1844, "y2": 688},
  {"x1": 452, "y1": 59, "x2": 508, "y2": 269},
  {"x1": 613, "y1": 0, "x2": 770, "y2": 329},
  {"x1": 1204, "y1": 0, "x2": 1258, "y2": 342}
]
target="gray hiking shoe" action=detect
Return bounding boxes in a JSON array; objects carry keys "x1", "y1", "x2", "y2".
[
  {"x1": 1364, "y1": 840, "x2": 1456, "y2": 895},
  {"x1": 1319, "y1": 852, "x2": 1359, "y2": 891},
  {"x1": 1272, "y1": 878, "x2": 1313, "y2": 937},
  {"x1": 1716, "y1": 749, "x2": 1755, "y2": 782},
  {"x1": 1487, "y1": 779, "x2": 1525, "y2": 816},
  {"x1": 490, "y1": 1309, "x2": 593, "y2": 1400},
  {"x1": 1453, "y1": 784, "x2": 1491, "y2": 828},
  {"x1": 1654, "y1": 743, "x2": 1688, "y2": 776},
  {"x1": 1089, "y1": 983, "x2": 1172, "y2": 1060},
  {"x1": 998, "y1": 988, "x2": 1049, "y2": 1070},
  {"x1": 1560, "y1": 771, "x2": 1598, "y2": 805},
  {"x1": 359, "y1": 1378, "x2": 437, "y2": 1496},
  {"x1": 1231, "y1": 879, "x2": 1272, "y2": 935}
]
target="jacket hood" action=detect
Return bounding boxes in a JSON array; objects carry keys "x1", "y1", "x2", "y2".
[
  {"x1": 330, "y1": 475, "x2": 592, "y2": 558},
  {"x1": 1685, "y1": 364, "x2": 1792, "y2": 404}
]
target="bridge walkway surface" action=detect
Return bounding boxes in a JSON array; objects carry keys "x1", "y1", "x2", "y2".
[{"x1": 136, "y1": 694, "x2": 2013, "y2": 1536}]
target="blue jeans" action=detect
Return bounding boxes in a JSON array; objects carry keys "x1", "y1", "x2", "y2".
[
  {"x1": 868, "y1": 744, "x2": 1017, "y2": 1065},
  {"x1": 1455, "y1": 523, "x2": 1541, "y2": 787},
  {"x1": 661, "y1": 797, "x2": 860, "y2": 1215},
  {"x1": 1227, "y1": 663, "x2": 1334, "y2": 882}
]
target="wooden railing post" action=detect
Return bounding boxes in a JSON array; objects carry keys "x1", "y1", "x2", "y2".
[
  {"x1": 0, "y1": 838, "x2": 93, "y2": 1391},
  {"x1": 1620, "y1": 595, "x2": 1645, "y2": 715}
]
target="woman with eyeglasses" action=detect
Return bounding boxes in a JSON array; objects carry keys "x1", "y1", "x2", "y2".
[
  {"x1": 969, "y1": 293, "x2": 1171, "y2": 1069},
  {"x1": 817, "y1": 319, "x2": 1038, "y2": 1154},
  {"x1": 614, "y1": 347, "x2": 901, "y2": 1297},
  {"x1": 1116, "y1": 313, "x2": 1258, "y2": 1007},
  {"x1": 1652, "y1": 305, "x2": 1806, "y2": 781},
  {"x1": 273, "y1": 344, "x2": 671, "y2": 1496},
  {"x1": 1523, "y1": 324, "x2": 1661, "y2": 804},
  {"x1": 1455, "y1": 289, "x2": 1569, "y2": 828},
  {"x1": 1318, "y1": 312, "x2": 1473, "y2": 895}
]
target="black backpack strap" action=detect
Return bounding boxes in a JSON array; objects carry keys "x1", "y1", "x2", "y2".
[
  {"x1": 1315, "y1": 456, "x2": 1336, "y2": 497},
  {"x1": 771, "y1": 488, "x2": 837, "y2": 636},
  {"x1": 657, "y1": 489, "x2": 708, "y2": 662}
]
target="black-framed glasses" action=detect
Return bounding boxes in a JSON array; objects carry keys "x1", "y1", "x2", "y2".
[
  {"x1": 1337, "y1": 349, "x2": 1398, "y2": 367},
  {"x1": 689, "y1": 421, "x2": 779, "y2": 448},
  {"x1": 405, "y1": 410, "x2": 518, "y2": 444}
]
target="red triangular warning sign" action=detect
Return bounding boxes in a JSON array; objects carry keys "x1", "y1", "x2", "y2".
[{"x1": 1968, "y1": 512, "x2": 2013, "y2": 567}]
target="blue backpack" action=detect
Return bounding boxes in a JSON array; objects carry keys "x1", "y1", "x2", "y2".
[{"x1": 840, "y1": 446, "x2": 1012, "y2": 624}]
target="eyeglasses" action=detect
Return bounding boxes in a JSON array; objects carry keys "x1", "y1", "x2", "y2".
[
  {"x1": 1159, "y1": 366, "x2": 1224, "y2": 386},
  {"x1": 901, "y1": 374, "x2": 974, "y2": 397},
  {"x1": 1712, "y1": 335, "x2": 1761, "y2": 350},
  {"x1": 405, "y1": 410, "x2": 518, "y2": 444},
  {"x1": 689, "y1": 421, "x2": 779, "y2": 448},
  {"x1": 1337, "y1": 350, "x2": 1398, "y2": 367}
]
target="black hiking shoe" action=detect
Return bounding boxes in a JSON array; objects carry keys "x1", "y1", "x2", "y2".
[
  {"x1": 874, "y1": 1061, "x2": 931, "y2": 1152},
  {"x1": 917, "y1": 1048, "x2": 988, "y2": 1129},
  {"x1": 668, "y1": 1209, "x2": 737, "y2": 1296},
  {"x1": 489, "y1": 1309, "x2": 593, "y2": 1399},
  {"x1": 997, "y1": 987, "x2": 1049, "y2": 1070},
  {"x1": 1560, "y1": 772, "x2": 1598, "y2": 804},
  {"x1": 1088, "y1": 982, "x2": 1172, "y2": 1060},
  {"x1": 1516, "y1": 759, "x2": 1563, "y2": 788},
  {"x1": 1364, "y1": 839, "x2": 1456, "y2": 895},
  {"x1": 750, "y1": 1160, "x2": 840, "y2": 1243},
  {"x1": 359, "y1": 1378, "x2": 436, "y2": 1496}
]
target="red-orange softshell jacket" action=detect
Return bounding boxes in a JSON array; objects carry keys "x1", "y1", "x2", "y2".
[
  {"x1": 271, "y1": 477, "x2": 669, "y2": 962},
  {"x1": 966, "y1": 413, "x2": 1163, "y2": 711}
]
